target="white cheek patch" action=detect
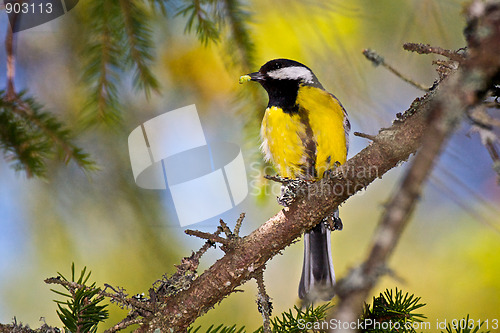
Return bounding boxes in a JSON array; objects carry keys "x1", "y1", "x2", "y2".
[{"x1": 267, "y1": 66, "x2": 314, "y2": 83}]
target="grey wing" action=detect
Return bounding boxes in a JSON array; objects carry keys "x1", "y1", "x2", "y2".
[
  {"x1": 329, "y1": 93, "x2": 351, "y2": 155},
  {"x1": 343, "y1": 107, "x2": 351, "y2": 155}
]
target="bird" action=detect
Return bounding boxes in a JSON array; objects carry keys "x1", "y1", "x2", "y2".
[{"x1": 240, "y1": 58, "x2": 350, "y2": 302}]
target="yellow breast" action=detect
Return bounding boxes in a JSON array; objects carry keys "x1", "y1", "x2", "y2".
[
  {"x1": 260, "y1": 106, "x2": 305, "y2": 178},
  {"x1": 260, "y1": 85, "x2": 347, "y2": 180}
]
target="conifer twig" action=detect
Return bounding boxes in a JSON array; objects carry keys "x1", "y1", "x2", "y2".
[
  {"x1": 118, "y1": 0, "x2": 159, "y2": 96},
  {"x1": 221, "y1": 0, "x2": 256, "y2": 70}
]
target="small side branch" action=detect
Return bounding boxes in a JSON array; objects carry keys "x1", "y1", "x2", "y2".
[
  {"x1": 403, "y1": 42, "x2": 466, "y2": 62},
  {"x1": 45, "y1": 278, "x2": 152, "y2": 314},
  {"x1": 363, "y1": 49, "x2": 430, "y2": 91},
  {"x1": 185, "y1": 229, "x2": 228, "y2": 246},
  {"x1": 254, "y1": 268, "x2": 272, "y2": 333},
  {"x1": 354, "y1": 131, "x2": 377, "y2": 141},
  {"x1": 105, "y1": 318, "x2": 142, "y2": 333},
  {"x1": 185, "y1": 215, "x2": 246, "y2": 253},
  {"x1": 0, "y1": 318, "x2": 59, "y2": 333},
  {"x1": 233, "y1": 212, "x2": 245, "y2": 238}
]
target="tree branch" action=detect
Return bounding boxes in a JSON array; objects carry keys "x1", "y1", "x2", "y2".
[
  {"x1": 113, "y1": 1, "x2": 500, "y2": 331},
  {"x1": 5, "y1": 13, "x2": 17, "y2": 101},
  {"x1": 136, "y1": 66, "x2": 432, "y2": 333},
  {"x1": 330, "y1": 0, "x2": 500, "y2": 330}
]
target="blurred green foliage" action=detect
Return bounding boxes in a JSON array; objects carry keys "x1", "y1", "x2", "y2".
[{"x1": 0, "y1": 89, "x2": 96, "y2": 178}]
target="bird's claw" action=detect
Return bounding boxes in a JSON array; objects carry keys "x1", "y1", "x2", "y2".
[
  {"x1": 277, "y1": 178, "x2": 308, "y2": 207},
  {"x1": 324, "y1": 214, "x2": 343, "y2": 231}
]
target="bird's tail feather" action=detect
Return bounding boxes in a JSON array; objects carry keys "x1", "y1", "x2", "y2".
[{"x1": 298, "y1": 218, "x2": 336, "y2": 302}]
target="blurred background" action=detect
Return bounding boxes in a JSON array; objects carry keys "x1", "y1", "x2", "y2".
[{"x1": 1, "y1": 0, "x2": 499, "y2": 331}]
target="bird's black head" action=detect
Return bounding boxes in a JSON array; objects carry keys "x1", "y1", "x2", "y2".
[{"x1": 240, "y1": 59, "x2": 323, "y2": 111}]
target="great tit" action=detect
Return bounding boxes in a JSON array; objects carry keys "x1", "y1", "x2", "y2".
[{"x1": 240, "y1": 58, "x2": 350, "y2": 302}]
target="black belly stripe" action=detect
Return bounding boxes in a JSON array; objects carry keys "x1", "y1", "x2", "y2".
[{"x1": 297, "y1": 106, "x2": 317, "y2": 180}]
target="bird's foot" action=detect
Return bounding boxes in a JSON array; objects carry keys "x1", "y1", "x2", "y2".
[
  {"x1": 277, "y1": 178, "x2": 308, "y2": 207},
  {"x1": 264, "y1": 175, "x2": 309, "y2": 207},
  {"x1": 322, "y1": 161, "x2": 343, "y2": 179},
  {"x1": 324, "y1": 214, "x2": 343, "y2": 231}
]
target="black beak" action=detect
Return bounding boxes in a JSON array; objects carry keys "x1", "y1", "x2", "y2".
[{"x1": 239, "y1": 72, "x2": 265, "y2": 84}]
